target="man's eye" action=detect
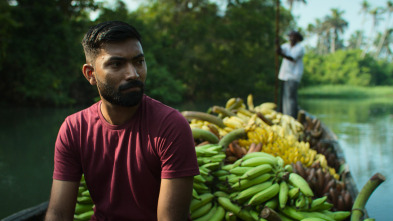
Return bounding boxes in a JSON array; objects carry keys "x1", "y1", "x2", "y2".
[
  {"x1": 137, "y1": 59, "x2": 145, "y2": 65},
  {"x1": 110, "y1": 61, "x2": 122, "y2": 67}
]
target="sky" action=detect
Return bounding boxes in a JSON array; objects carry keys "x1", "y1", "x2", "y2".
[
  {"x1": 290, "y1": 0, "x2": 391, "y2": 46},
  {"x1": 105, "y1": 0, "x2": 391, "y2": 46}
]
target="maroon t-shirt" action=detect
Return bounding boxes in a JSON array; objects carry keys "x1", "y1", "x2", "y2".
[{"x1": 53, "y1": 95, "x2": 199, "y2": 220}]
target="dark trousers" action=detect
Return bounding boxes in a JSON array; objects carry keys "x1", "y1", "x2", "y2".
[{"x1": 281, "y1": 80, "x2": 299, "y2": 118}]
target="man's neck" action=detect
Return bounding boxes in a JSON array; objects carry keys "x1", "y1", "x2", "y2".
[{"x1": 100, "y1": 100, "x2": 140, "y2": 125}]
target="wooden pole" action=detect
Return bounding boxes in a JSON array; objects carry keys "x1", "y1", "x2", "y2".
[{"x1": 274, "y1": 0, "x2": 280, "y2": 107}]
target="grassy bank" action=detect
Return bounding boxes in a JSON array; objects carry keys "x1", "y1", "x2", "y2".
[{"x1": 299, "y1": 85, "x2": 393, "y2": 99}]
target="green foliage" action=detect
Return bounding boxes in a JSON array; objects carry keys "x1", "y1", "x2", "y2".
[
  {"x1": 302, "y1": 49, "x2": 393, "y2": 87},
  {"x1": 4, "y1": 0, "x2": 392, "y2": 107}
]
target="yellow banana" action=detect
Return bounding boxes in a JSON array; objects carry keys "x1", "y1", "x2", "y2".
[{"x1": 247, "y1": 94, "x2": 254, "y2": 111}]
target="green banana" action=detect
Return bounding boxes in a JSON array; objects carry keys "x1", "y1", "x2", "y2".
[
  {"x1": 276, "y1": 156, "x2": 284, "y2": 167},
  {"x1": 192, "y1": 128, "x2": 220, "y2": 144},
  {"x1": 242, "y1": 151, "x2": 276, "y2": 161},
  {"x1": 295, "y1": 194, "x2": 307, "y2": 209},
  {"x1": 213, "y1": 191, "x2": 229, "y2": 198},
  {"x1": 81, "y1": 190, "x2": 90, "y2": 197},
  {"x1": 264, "y1": 197, "x2": 278, "y2": 210},
  {"x1": 234, "y1": 181, "x2": 273, "y2": 203},
  {"x1": 212, "y1": 169, "x2": 230, "y2": 177},
  {"x1": 307, "y1": 202, "x2": 333, "y2": 211},
  {"x1": 192, "y1": 188, "x2": 200, "y2": 199},
  {"x1": 190, "y1": 201, "x2": 213, "y2": 220},
  {"x1": 300, "y1": 218, "x2": 327, "y2": 221},
  {"x1": 217, "y1": 197, "x2": 241, "y2": 214},
  {"x1": 237, "y1": 209, "x2": 255, "y2": 221},
  {"x1": 190, "y1": 193, "x2": 214, "y2": 212},
  {"x1": 239, "y1": 164, "x2": 273, "y2": 180},
  {"x1": 321, "y1": 210, "x2": 351, "y2": 221},
  {"x1": 74, "y1": 210, "x2": 94, "y2": 221},
  {"x1": 288, "y1": 173, "x2": 314, "y2": 197},
  {"x1": 218, "y1": 174, "x2": 237, "y2": 182},
  {"x1": 74, "y1": 203, "x2": 93, "y2": 214},
  {"x1": 199, "y1": 166, "x2": 210, "y2": 176},
  {"x1": 279, "y1": 181, "x2": 289, "y2": 209},
  {"x1": 225, "y1": 211, "x2": 237, "y2": 221},
  {"x1": 194, "y1": 174, "x2": 207, "y2": 183},
  {"x1": 247, "y1": 183, "x2": 280, "y2": 206},
  {"x1": 288, "y1": 187, "x2": 300, "y2": 199},
  {"x1": 280, "y1": 206, "x2": 306, "y2": 220},
  {"x1": 78, "y1": 186, "x2": 86, "y2": 195},
  {"x1": 193, "y1": 204, "x2": 217, "y2": 221},
  {"x1": 200, "y1": 162, "x2": 221, "y2": 170},
  {"x1": 230, "y1": 166, "x2": 254, "y2": 175},
  {"x1": 77, "y1": 196, "x2": 93, "y2": 204},
  {"x1": 284, "y1": 164, "x2": 293, "y2": 173},
  {"x1": 193, "y1": 181, "x2": 209, "y2": 192},
  {"x1": 231, "y1": 173, "x2": 272, "y2": 191},
  {"x1": 240, "y1": 156, "x2": 278, "y2": 167},
  {"x1": 218, "y1": 128, "x2": 247, "y2": 149},
  {"x1": 209, "y1": 205, "x2": 226, "y2": 221}
]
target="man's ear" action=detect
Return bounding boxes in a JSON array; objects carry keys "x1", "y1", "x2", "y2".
[{"x1": 82, "y1": 64, "x2": 97, "y2": 85}]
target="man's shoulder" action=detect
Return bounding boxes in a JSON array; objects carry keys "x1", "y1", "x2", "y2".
[
  {"x1": 143, "y1": 95, "x2": 186, "y2": 123},
  {"x1": 65, "y1": 102, "x2": 100, "y2": 124},
  {"x1": 144, "y1": 95, "x2": 178, "y2": 114}
]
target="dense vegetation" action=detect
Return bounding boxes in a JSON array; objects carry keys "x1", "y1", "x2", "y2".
[{"x1": 1, "y1": 0, "x2": 392, "y2": 107}]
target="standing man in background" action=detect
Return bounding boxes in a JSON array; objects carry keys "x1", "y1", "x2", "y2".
[
  {"x1": 45, "y1": 21, "x2": 200, "y2": 221},
  {"x1": 276, "y1": 30, "x2": 305, "y2": 118}
]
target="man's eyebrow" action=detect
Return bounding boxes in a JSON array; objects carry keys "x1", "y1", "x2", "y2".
[
  {"x1": 133, "y1": 53, "x2": 145, "y2": 60},
  {"x1": 107, "y1": 56, "x2": 127, "y2": 62}
]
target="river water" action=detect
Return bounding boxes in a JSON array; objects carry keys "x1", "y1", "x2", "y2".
[{"x1": 0, "y1": 98, "x2": 392, "y2": 219}]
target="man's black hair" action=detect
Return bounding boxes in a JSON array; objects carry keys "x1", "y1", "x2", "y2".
[
  {"x1": 82, "y1": 21, "x2": 141, "y2": 63},
  {"x1": 288, "y1": 30, "x2": 304, "y2": 42}
]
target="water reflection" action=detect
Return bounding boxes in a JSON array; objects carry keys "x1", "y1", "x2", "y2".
[{"x1": 300, "y1": 98, "x2": 393, "y2": 220}]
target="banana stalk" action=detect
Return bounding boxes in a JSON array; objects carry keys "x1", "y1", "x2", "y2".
[{"x1": 350, "y1": 173, "x2": 386, "y2": 221}]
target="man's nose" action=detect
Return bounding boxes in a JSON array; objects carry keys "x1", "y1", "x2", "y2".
[{"x1": 125, "y1": 63, "x2": 139, "y2": 79}]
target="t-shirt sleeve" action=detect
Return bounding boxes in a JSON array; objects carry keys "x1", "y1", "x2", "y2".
[
  {"x1": 291, "y1": 44, "x2": 305, "y2": 61},
  {"x1": 158, "y1": 111, "x2": 200, "y2": 179},
  {"x1": 53, "y1": 118, "x2": 82, "y2": 182}
]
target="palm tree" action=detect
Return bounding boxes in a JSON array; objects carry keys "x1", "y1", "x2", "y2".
[
  {"x1": 362, "y1": 7, "x2": 383, "y2": 57},
  {"x1": 306, "y1": 18, "x2": 330, "y2": 54},
  {"x1": 375, "y1": 1, "x2": 393, "y2": 58},
  {"x1": 323, "y1": 8, "x2": 348, "y2": 53},
  {"x1": 285, "y1": 0, "x2": 306, "y2": 12},
  {"x1": 356, "y1": 0, "x2": 370, "y2": 49}
]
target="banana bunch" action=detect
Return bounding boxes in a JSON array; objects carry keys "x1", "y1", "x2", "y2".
[
  {"x1": 194, "y1": 143, "x2": 226, "y2": 196},
  {"x1": 292, "y1": 161, "x2": 353, "y2": 212},
  {"x1": 190, "y1": 151, "x2": 351, "y2": 221},
  {"x1": 74, "y1": 174, "x2": 94, "y2": 221}
]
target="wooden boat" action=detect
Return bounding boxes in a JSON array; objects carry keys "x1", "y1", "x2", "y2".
[
  {"x1": 1, "y1": 201, "x2": 47, "y2": 221},
  {"x1": 2, "y1": 111, "x2": 366, "y2": 221}
]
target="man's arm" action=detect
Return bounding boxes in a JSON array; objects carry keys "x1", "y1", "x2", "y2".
[
  {"x1": 276, "y1": 47, "x2": 294, "y2": 61},
  {"x1": 157, "y1": 176, "x2": 194, "y2": 221},
  {"x1": 45, "y1": 179, "x2": 79, "y2": 221}
]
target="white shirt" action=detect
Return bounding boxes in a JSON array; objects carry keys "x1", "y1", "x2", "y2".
[{"x1": 278, "y1": 42, "x2": 305, "y2": 82}]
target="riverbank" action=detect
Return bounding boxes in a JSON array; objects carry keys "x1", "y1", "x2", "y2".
[{"x1": 299, "y1": 85, "x2": 393, "y2": 99}]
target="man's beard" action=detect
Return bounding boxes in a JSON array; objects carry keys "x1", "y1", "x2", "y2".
[{"x1": 96, "y1": 78, "x2": 144, "y2": 107}]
